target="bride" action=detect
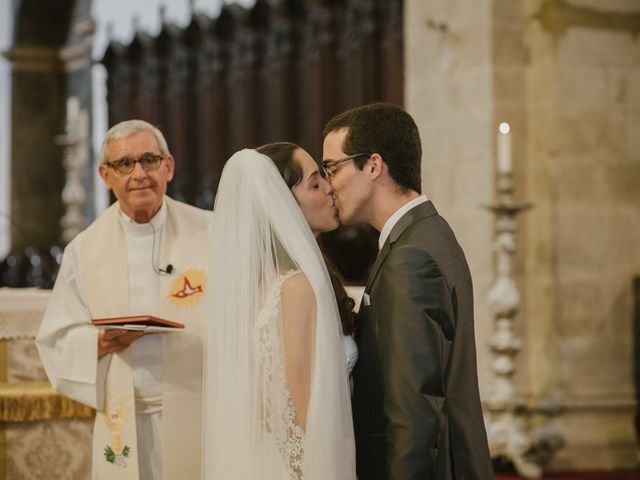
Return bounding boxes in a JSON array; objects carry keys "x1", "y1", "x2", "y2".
[
  {"x1": 203, "y1": 148, "x2": 356, "y2": 479},
  {"x1": 255, "y1": 142, "x2": 358, "y2": 377}
]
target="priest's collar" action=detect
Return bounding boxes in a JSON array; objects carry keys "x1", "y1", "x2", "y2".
[{"x1": 118, "y1": 199, "x2": 167, "y2": 236}]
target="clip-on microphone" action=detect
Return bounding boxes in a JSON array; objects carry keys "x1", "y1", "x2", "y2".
[
  {"x1": 150, "y1": 222, "x2": 175, "y2": 276},
  {"x1": 159, "y1": 264, "x2": 174, "y2": 275}
]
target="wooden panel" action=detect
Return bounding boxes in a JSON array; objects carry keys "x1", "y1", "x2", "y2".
[
  {"x1": 102, "y1": 42, "x2": 130, "y2": 126},
  {"x1": 258, "y1": 7, "x2": 297, "y2": 145},
  {"x1": 132, "y1": 32, "x2": 161, "y2": 125},
  {"x1": 194, "y1": 22, "x2": 229, "y2": 208},
  {"x1": 379, "y1": 0, "x2": 404, "y2": 105},
  {"x1": 101, "y1": 0, "x2": 404, "y2": 282},
  {"x1": 296, "y1": 3, "x2": 335, "y2": 159}
]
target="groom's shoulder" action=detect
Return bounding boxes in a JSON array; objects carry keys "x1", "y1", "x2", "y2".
[{"x1": 398, "y1": 207, "x2": 464, "y2": 258}]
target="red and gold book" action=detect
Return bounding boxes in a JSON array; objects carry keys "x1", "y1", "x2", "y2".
[{"x1": 91, "y1": 315, "x2": 184, "y2": 329}]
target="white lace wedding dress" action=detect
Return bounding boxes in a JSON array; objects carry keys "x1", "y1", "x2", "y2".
[
  {"x1": 343, "y1": 334, "x2": 358, "y2": 376},
  {"x1": 256, "y1": 271, "x2": 358, "y2": 479},
  {"x1": 205, "y1": 149, "x2": 356, "y2": 480}
]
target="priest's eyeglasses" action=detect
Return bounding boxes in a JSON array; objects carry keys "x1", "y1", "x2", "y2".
[
  {"x1": 321, "y1": 153, "x2": 371, "y2": 178},
  {"x1": 105, "y1": 153, "x2": 165, "y2": 175}
]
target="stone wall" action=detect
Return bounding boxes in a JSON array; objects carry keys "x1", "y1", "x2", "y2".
[
  {"x1": 405, "y1": 0, "x2": 639, "y2": 472},
  {"x1": 522, "y1": 0, "x2": 640, "y2": 471},
  {"x1": 405, "y1": 0, "x2": 496, "y2": 394}
]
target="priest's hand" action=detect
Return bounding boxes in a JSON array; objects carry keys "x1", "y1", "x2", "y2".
[{"x1": 98, "y1": 329, "x2": 145, "y2": 358}]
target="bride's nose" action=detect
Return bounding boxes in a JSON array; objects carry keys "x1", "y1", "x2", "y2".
[{"x1": 322, "y1": 177, "x2": 333, "y2": 195}]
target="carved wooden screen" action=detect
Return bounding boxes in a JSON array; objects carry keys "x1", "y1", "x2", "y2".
[{"x1": 101, "y1": 0, "x2": 403, "y2": 282}]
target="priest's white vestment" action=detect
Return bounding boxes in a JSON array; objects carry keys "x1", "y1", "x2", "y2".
[{"x1": 36, "y1": 196, "x2": 211, "y2": 480}]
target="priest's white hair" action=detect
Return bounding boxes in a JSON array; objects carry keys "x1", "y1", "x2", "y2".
[{"x1": 98, "y1": 119, "x2": 169, "y2": 164}]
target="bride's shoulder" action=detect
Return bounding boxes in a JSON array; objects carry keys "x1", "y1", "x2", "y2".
[
  {"x1": 280, "y1": 271, "x2": 316, "y2": 311},
  {"x1": 281, "y1": 270, "x2": 313, "y2": 297},
  {"x1": 258, "y1": 271, "x2": 309, "y2": 325}
]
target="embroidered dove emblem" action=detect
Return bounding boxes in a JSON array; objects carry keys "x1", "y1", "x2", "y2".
[{"x1": 172, "y1": 277, "x2": 204, "y2": 298}]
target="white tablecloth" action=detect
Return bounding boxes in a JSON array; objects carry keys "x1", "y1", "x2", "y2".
[{"x1": 0, "y1": 287, "x2": 50, "y2": 339}]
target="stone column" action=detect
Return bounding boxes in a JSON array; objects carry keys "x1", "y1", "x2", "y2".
[{"x1": 5, "y1": 46, "x2": 66, "y2": 251}]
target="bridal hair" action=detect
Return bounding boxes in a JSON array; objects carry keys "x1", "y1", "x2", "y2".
[
  {"x1": 256, "y1": 142, "x2": 302, "y2": 188},
  {"x1": 256, "y1": 142, "x2": 355, "y2": 336}
]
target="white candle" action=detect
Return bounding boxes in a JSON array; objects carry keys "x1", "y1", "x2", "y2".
[{"x1": 497, "y1": 122, "x2": 512, "y2": 174}]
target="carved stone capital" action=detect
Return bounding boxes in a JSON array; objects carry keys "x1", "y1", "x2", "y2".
[{"x1": 3, "y1": 46, "x2": 62, "y2": 73}]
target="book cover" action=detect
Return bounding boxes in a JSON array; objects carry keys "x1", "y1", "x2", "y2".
[{"x1": 91, "y1": 315, "x2": 184, "y2": 329}]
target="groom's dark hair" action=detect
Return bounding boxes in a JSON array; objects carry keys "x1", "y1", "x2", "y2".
[{"x1": 323, "y1": 103, "x2": 422, "y2": 193}]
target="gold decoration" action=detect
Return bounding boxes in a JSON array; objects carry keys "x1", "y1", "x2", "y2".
[
  {"x1": 104, "y1": 395, "x2": 125, "y2": 454},
  {"x1": 0, "y1": 382, "x2": 94, "y2": 422},
  {"x1": 0, "y1": 423, "x2": 5, "y2": 480},
  {"x1": 0, "y1": 340, "x2": 7, "y2": 480},
  {"x1": 0, "y1": 340, "x2": 7, "y2": 383}
]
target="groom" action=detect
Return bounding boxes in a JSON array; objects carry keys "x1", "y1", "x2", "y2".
[{"x1": 322, "y1": 104, "x2": 494, "y2": 480}]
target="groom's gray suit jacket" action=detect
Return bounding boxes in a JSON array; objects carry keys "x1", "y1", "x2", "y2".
[{"x1": 352, "y1": 201, "x2": 494, "y2": 480}]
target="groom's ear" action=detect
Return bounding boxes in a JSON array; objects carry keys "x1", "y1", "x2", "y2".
[{"x1": 368, "y1": 153, "x2": 385, "y2": 180}]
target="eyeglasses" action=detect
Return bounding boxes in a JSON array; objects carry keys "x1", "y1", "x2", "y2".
[
  {"x1": 105, "y1": 153, "x2": 165, "y2": 175},
  {"x1": 321, "y1": 153, "x2": 371, "y2": 178}
]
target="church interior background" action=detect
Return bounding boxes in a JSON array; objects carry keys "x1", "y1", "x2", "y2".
[{"x1": 0, "y1": 0, "x2": 639, "y2": 478}]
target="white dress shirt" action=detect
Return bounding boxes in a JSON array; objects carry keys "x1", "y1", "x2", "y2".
[{"x1": 378, "y1": 195, "x2": 428, "y2": 250}]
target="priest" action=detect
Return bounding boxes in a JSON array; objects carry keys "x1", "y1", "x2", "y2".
[{"x1": 36, "y1": 120, "x2": 211, "y2": 480}]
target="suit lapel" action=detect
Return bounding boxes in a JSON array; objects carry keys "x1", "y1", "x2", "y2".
[
  {"x1": 365, "y1": 241, "x2": 391, "y2": 293},
  {"x1": 364, "y1": 201, "x2": 438, "y2": 293}
]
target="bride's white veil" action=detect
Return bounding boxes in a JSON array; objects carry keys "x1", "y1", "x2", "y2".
[{"x1": 203, "y1": 149, "x2": 355, "y2": 479}]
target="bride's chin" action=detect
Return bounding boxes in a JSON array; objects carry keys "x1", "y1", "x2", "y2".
[
  {"x1": 328, "y1": 219, "x2": 340, "y2": 232},
  {"x1": 316, "y1": 222, "x2": 339, "y2": 236}
]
